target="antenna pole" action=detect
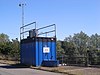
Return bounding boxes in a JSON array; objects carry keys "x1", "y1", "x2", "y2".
[{"x1": 19, "y1": 3, "x2": 26, "y2": 39}]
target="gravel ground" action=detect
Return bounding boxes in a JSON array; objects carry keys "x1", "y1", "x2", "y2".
[
  {"x1": 0, "y1": 64, "x2": 64, "y2": 75},
  {"x1": 0, "y1": 60, "x2": 100, "y2": 75},
  {"x1": 32, "y1": 66, "x2": 100, "y2": 75},
  {"x1": 63, "y1": 66, "x2": 100, "y2": 75}
]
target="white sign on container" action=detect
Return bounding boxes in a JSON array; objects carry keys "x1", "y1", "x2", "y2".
[{"x1": 43, "y1": 47, "x2": 50, "y2": 53}]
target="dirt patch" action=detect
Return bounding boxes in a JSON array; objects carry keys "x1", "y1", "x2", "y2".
[
  {"x1": 31, "y1": 66, "x2": 100, "y2": 75},
  {"x1": 0, "y1": 60, "x2": 19, "y2": 64}
]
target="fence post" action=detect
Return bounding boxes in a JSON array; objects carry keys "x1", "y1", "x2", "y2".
[
  {"x1": 62, "y1": 55, "x2": 63, "y2": 65},
  {"x1": 85, "y1": 51, "x2": 89, "y2": 66}
]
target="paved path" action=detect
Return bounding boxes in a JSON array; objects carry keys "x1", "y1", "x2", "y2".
[{"x1": 0, "y1": 64, "x2": 63, "y2": 75}]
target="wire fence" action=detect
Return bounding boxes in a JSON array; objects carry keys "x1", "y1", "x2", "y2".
[{"x1": 57, "y1": 55, "x2": 100, "y2": 66}]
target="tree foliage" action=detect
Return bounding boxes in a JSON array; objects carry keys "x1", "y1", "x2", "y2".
[
  {"x1": 0, "y1": 32, "x2": 100, "y2": 65},
  {"x1": 0, "y1": 33, "x2": 20, "y2": 60},
  {"x1": 57, "y1": 40, "x2": 65, "y2": 57},
  {"x1": 57, "y1": 31, "x2": 100, "y2": 65}
]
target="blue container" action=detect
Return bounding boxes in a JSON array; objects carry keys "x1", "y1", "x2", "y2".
[{"x1": 20, "y1": 37, "x2": 58, "y2": 67}]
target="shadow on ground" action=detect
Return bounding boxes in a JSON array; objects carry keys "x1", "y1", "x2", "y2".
[{"x1": 0, "y1": 64, "x2": 30, "y2": 69}]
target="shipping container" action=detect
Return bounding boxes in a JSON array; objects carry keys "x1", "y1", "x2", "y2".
[{"x1": 20, "y1": 22, "x2": 59, "y2": 67}]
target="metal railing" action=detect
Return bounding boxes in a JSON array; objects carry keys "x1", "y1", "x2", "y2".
[
  {"x1": 20, "y1": 22, "x2": 36, "y2": 40},
  {"x1": 20, "y1": 22, "x2": 56, "y2": 40},
  {"x1": 37, "y1": 24, "x2": 56, "y2": 38}
]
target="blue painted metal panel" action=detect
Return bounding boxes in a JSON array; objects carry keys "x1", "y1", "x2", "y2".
[
  {"x1": 43, "y1": 42, "x2": 51, "y2": 61},
  {"x1": 31, "y1": 43, "x2": 35, "y2": 65},
  {"x1": 51, "y1": 42, "x2": 56, "y2": 60},
  {"x1": 47, "y1": 42, "x2": 52, "y2": 60},
  {"x1": 42, "y1": 60, "x2": 59, "y2": 67},
  {"x1": 38, "y1": 41, "x2": 43, "y2": 66},
  {"x1": 20, "y1": 37, "x2": 58, "y2": 67},
  {"x1": 36, "y1": 42, "x2": 39, "y2": 66},
  {"x1": 42, "y1": 42, "x2": 45, "y2": 60},
  {"x1": 20, "y1": 44, "x2": 23, "y2": 64},
  {"x1": 21, "y1": 43, "x2": 35, "y2": 65}
]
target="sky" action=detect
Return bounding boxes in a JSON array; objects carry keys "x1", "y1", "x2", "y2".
[{"x1": 0, "y1": 0, "x2": 100, "y2": 40}]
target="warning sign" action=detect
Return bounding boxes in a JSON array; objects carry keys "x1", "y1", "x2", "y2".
[{"x1": 43, "y1": 47, "x2": 50, "y2": 53}]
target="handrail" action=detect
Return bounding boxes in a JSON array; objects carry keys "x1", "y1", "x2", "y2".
[
  {"x1": 20, "y1": 22, "x2": 56, "y2": 40},
  {"x1": 20, "y1": 21, "x2": 36, "y2": 40},
  {"x1": 37, "y1": 24, "x2": 56, "y2": 38},
  {"x1": 38, "y1": 30, "x2": 55, "y2": 35},
  {"x1": 37, "y1": 24, "x2": 55, "y2": 30},
  {"x1": 20, "y1": 22, "x2": 36, "y2": 29}
]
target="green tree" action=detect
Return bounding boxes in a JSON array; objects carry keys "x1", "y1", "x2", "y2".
[
  {"x1": 57, "y1": 40, "x2": 65, "y2": 57},
  {"x1": 0, "y1": 33, "x2": 10, "y2": 55},
  {"x1": 0, "y1": 33, "x2": 20, "y2": 60},
  {"x1": 0, "y1": 33, "x2": 9, "y2": 43},
  {"x1": 10, "y1": 38, "x2": 20, "y2": 60}
]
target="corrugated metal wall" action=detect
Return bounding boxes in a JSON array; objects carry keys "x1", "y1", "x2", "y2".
[{"x1": 20, "y1": 37, "x2": 56, "y2": 66}]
